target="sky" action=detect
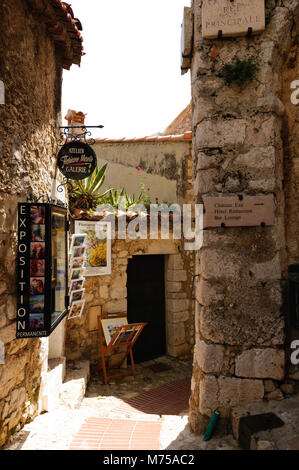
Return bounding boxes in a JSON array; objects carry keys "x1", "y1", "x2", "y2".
[{"x1": 62, "y1": 0, "x2": 191, "y2": 139}]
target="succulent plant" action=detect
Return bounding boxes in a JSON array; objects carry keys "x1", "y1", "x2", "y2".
[{"x1": 68, "y1": 163, "x2": 110, "y2": 211}]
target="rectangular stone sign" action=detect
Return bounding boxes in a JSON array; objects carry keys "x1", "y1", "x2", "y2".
[
  {"x1": 203, "y1": 195, "x2": 275, "y2": 228},
  {"x1": 202, "y1": 0, "x2": 265, "y2": 39}
]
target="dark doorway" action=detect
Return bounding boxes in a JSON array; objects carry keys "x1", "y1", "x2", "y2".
[{"x1": 127, "y1": 255, "x2": 166, "y2": 363}]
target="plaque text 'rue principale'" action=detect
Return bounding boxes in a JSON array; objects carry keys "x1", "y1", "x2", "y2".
[{"x1": 202, "y1": 0, "x2": 265, "y2": 39}]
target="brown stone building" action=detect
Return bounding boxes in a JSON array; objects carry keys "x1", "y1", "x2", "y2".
[
  {"x1": 0, "y1": 0, "x2": 83, "y2": 446},
  {"x1": 182, "y1": 0, "x2": 299, "y2": 432}
]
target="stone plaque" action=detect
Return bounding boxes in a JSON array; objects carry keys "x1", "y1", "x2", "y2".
[
  {"x1": 203, "y1": 195, "x2": 275, "y2": 228},
  {"x1": 202, "y1": 0, "x2": 265, "y2": 39}
]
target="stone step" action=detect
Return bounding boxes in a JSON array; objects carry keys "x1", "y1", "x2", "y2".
[
  {"x1": 41, "y1": 357, "x2": 66, "y2": 412},
  {"x1": 231, "y1": 394, "x2": 299, "y2": 450},
  {"x1": 60, "y1": 360, "x2": 90, "y2": 410}
]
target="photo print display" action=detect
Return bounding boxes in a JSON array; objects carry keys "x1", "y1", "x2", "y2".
[
  {"x1": 70, "y1": 268, "x2": 85, "y2": 281},
  {"x1": 72, "y1": 246, "x2": 86, "y2": 259},
  {"x1": 70, "y1": 233, "x2": 86, "y2": 250},
  {"x1": 68, "y1": 299, "x2": 85, "y2": 320},
  {"x1": 70, "y1": 289, "x2": 85, "y2": 304},
  {"x1": 67, "y1": 233, "x2": 87, "y2": 320},
  {"x1": 69, "y1": 278, "x2": 85, "y2": 293},
  {"x1": 71, "y1": 257, "x2": 86, "y2": 268}
]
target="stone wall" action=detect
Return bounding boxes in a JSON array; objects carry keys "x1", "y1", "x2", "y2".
[
  {"x1": 0, "y1": 0, "x2": 62, "y2": 447},
  {"x1": 189, "y1": 0, "x2": 299, "y2": 431},
  {"x1": 65, "y1": 234, "x2": 195, "y2": 365},
  {"x1": 94, "y1": 137, "x2": 192, "y2": 205}
]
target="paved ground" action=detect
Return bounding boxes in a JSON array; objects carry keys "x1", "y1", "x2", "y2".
[{"x1": 3, "y1": 356, "x2": 239, "y2": 451}]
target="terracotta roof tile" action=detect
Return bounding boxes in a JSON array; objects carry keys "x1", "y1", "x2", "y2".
[
  {"x1": 162, "y1": 103, "x2": 192, "y2": 135},
  {"x1": 28, "y1": 0, "x2": 84, "y2": 69},
  {"x1": 93, "y1": 132, "x2": 192, "y2": 144}
]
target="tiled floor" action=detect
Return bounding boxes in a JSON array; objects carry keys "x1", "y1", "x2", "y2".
[
  {"x1": 69, "y1": 377, "x2": 191, "y2": 450},
  {"x1": 69, "y1": 417, "x2": 161, "y2": 450}
]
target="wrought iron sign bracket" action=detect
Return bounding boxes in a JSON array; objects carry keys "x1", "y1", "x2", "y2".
[
  {"x1": 56, "y1": 124, "x2": 104, "y2": 194},
  {"x1": 59, "y1": 125, "x2": 104, "y2": 146}
]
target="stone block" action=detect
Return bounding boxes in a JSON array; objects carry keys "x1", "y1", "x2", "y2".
[
  {"x1": 0, "y1": 353, "x2": 28, "y2": 400},
  {"x1": 0, "y1": 323, "x2": 15, "y2": 345},
  {"x1": 218, "y1": 377, "x2": 264, "y2": 414},
  {"x1": 167, "y1": 322, "x2": 185, "y2": 346},
  {"x1": 250, "y1": 254, "x2": 281, "y2": 281},
  {"x1": 234, "y1": 147, "x2": 276, "y2": 169},
  {"x1": 6, "y1": 296, "x2": 16, "y2": 321},
  {"x1": 196, "y1": 119, "x2": 246, "y2": 149},
  {"x1": 169, "y1": 310, "x2": 189, "y2": 324},
  {"x1": 280, "y1": 383, "x2": 294, "y2": 395},
  {"x1": 88, "y1": 305, "x2": 101, "y2": 332},
  {"x1": 195, "y1": 279, "x2": 224, "y2": 305},
  {"x1": 0, "y1": 305, "x2": 6, "y2": 328},
  {"x1": 236, "y1": 349, "x2": 285, "y2": 380},
  {"x1": 194, "y1": 339, "x2": 224, "y2": 373},
  {"x1": 166, "y1": 282, "x2": 183, "y2": 293},
  {"x1": 99, "y1": 285, "x2": 109, "y2": 300},
  {"x1": 199, "y1": 375, "x2": 219, "y2": 415},
  {"x1": 264, "y1": 380, "x2": 276, "y2": 393},
  {"x1": 110, "y1": 286, "x2": 126, "y2": 300},
  {"x1": 167, "y1": 270, "x2": 187, "y2": 282},
  {"x1": 104, "y1": 299, "x2": 127, "y2": 315},
  {"x1": 200, "y1": 249, "x2": 240, "y2": 280},
  {"x1": 194, "y1": 169, "x2": 218, "y2": 194},
  {"x1": 167, "y1": 299, "x2": 189, "y2": 313},
  {"x1": 168, "y1": 254, "x2": 184, "y2": 270},
  {"x1": 167, "y1": 343, "x2": 190, "y2": 358},
  {"x1": 266, "y1": 389, "x2": 284, "y2": 401}
]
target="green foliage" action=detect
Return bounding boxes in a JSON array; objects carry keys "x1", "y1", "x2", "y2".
[
  {"x1": 218, "y1": 58, "x2": 259, "y2": 87},
  {"x1": 68, "y1": 163, "x2": 111, "y2": 211},
  {"x1": 99, "y1": 188, "x2": 142, "y2": 209},
  {"x1": 98, "y1": 187, "x2": 150, "y2": 210}
]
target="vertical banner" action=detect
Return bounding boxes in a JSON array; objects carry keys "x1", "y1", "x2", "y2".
[{"x1": 17, "y1": 203, "x2": 49, "y2": 338}]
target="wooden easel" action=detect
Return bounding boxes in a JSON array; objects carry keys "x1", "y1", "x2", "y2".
[{"x1": 97, "y1": 314, "x2": 147, "y2": 385}]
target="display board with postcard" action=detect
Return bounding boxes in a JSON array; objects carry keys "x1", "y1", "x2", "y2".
[{"x1": 68, "y1": 233, "x2": 86, "y2": 320}]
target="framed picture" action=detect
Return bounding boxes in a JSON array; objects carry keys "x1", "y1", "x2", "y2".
[
  {"x1": 101, "y1": 317, "x2": 128, "y2": 346},
  {"x1": 70, "y1": 288, "x2": 85, "y2": 304},
  {"x1": 70, "y1": 233, "x2": 87, "y2": 250},
  {"x1": 69, "y1": 278, "x2": 85, "y2": 293},
  {"x1": 70, "y1": 267, "x2": 85, "y2": 281},
  {"x1": 74, "y1": 220, "x2": 111, "y2": 276},
  {"x1": 68, "y1": 299, "x2": 85, "y2": 320}
]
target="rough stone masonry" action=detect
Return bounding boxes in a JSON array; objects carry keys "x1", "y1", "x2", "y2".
[{"x1": 189, "y1": 0, "x2": 299, "y2": 432}]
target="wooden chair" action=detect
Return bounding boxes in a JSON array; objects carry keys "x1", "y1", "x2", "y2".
[{"x1": 97, "y1": 313, "x2": 147, "y2": 385}]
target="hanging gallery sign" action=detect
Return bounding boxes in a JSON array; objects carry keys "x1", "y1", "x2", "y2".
[
  {"x1": 202, "y1": 0, "x2": 265, "y2": 39},
  {"x1": 16, "y1": 203, "x2": 69, "y2": 338},
  {"x1": 57, "y1": 141, "x2": 97, "y2": 180},
  {"x1": 74, "y1": 220, "x2": 111, "y2": 276}
]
